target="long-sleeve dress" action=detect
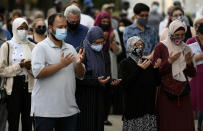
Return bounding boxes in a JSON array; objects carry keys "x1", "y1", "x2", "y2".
[
  {"x1": 187, "y1": 39, "x2": 203, "y2": 111},
  {"x1": 153, "y1": 43, "x2": 196, "y2": 131},
  {"x1": 119, "y1": 57, "x2": 160, "y2": 131},
  {"x1": 76, "y1": 78, "x2": 104, "y2": 131},
  {"x1": 76, "y1": 54, "x2": 105, "y2": 131}
]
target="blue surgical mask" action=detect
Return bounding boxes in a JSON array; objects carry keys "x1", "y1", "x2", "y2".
[
  {"x1": 137, "y1": 18, "x2": 148, "y2": 26},
  {"x1": 0, "y1": 22, "x2": 3, "y2": 29},
  {"x1": 152, "y1": 5, "x2": 159, "y2": 12},
  {"x1": 54, "y1": 28, "x2": 67, "y2": 41},
  {"x1": 90, "y1": 44, "x2": 103, "y2": 52}
]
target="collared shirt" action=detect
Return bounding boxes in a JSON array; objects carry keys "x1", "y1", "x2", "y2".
[
  {"x1": 123, "y1": 23, "x2": 158, "y2": 56},
  {"x1": 64, "y1": 24, "x2": 88, "y2": 48},
  {"x1": 31, "y1": 37, "x2": 80, "y2": 117}
]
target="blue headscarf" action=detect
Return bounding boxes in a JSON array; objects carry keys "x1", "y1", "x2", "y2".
[{"x1": 83, "y1": 26, "x2": 106, "y2": 78}]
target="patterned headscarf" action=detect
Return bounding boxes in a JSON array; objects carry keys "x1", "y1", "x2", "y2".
[
  {"x1": 127, "y1": 36, "x2": 144, "y2": 63},
  {"x1": 162, "y1": 19, "x2": 191, "y2": 82}
]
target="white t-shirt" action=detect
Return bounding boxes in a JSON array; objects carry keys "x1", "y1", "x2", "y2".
[{"x1": 80, "y1": 14, "x2": 94, "y2": 29}]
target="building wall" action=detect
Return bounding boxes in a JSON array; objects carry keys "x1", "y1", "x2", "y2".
[{"x1": 184, "y1": 0, "x2": 203, "y2": 15}]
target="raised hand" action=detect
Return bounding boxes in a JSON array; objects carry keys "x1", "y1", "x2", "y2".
[
  {"x1": 142, "y1": 55, "x2": 153, "y2": 60},
  {"x1": 111, "y1": 79, "x2": 122, "y2": 86},
  {"x1": 185, "y1": 51, "x2": 195, "y2": 64},
  {"x1": 60, "y1": 52, "x2": 75, "y2": 68},
  {"x1": 103, "y1": 32, "x2": 109, "y2": 40},
  {"x1": 111, "y1": 42, "x2": 120, "y2": 53},
  {"x1": 24, "y1": 60, "x2": 31, "y2": 70},
  {"x1": 199, "y1": 53, "x2": 203, "y2": 60},
  {"x1": 20, "y1": 59, "x2": 31, "y2": 70},
  {"x1": 168, "y1": 52, "x2": 181, "y2": 64},
  {"x1": 137, "y1": 59, "x2": 151, "y2": 69},
  {"x1": 154, "y1": 58, "x2": 162, "y2": 68},
  {"x1": 76, "y1": 49, "x2": 85, "y2": 64},
  {"x1": 98, "y1": 76, "x2": 110, "y2": 85},
  {"x1": 195, "y1": 53, "x2": 203, "y2": 62}
]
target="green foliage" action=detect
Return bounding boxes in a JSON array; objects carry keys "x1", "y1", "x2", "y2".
[{"x1": 92, "y1": 0, "x2": 116, "y2": 9}]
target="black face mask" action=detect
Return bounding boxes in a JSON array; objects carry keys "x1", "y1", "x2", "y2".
[
  {"x1": 67, "y1": 21, "x2": 79, "y2": 31},
  {"x1": 99, "y1": 24, "x2": 109, "y2": 31},
  {"x1": 35, "y1": 26, "x2": 46, "y2": 35}
]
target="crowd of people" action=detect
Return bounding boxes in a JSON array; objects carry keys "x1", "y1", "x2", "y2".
[{"x1": 0, "y1": 0, "x2": 203, "y2": 131}]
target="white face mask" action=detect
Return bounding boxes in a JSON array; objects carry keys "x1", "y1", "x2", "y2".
[
  {"x1": 17, "y1": 30, "x2": 28, "y2": 41},
  {"x1": 119, "y1": 26, "x2": 126, "y2": 32}
]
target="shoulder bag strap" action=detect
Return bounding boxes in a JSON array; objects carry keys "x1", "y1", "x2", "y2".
[{"x1": 6, "y1": 42, "x2": 9, "y2": 66}]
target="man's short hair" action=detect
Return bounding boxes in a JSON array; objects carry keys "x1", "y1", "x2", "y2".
[
  {"x1": 173, "y1": 0, "x2": 182, "y2": 7},
  {"x1": 152, "y1": 1, "x2": 159, "y2": 6},
  {"x1": 48, "y1": 13, "x2": 65, "y2": 26},
  {"x1": 133, "y1": 3, "x2": 150, "y2": 15},
  {"x1": 64, "y1": 5, "x2": 81, "y2": 18}
]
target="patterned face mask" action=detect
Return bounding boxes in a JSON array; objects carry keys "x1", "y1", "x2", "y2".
[
  {"x1": 172, "y1": 16, "x2": 184, "y2": 22},
  {"x1": 170, "y1": 34, "x2": 185, "y2": 45},
  {"x1": 132, "y1": 46, "x2": 144, "y2": 58}
]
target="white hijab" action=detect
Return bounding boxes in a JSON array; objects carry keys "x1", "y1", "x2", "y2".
[
  {"x1": 12, "y1": 18, "x2": 31, "y2": 60},
  {"x1": 161, "y1": 19, "x2": 194, "y2": 82}
]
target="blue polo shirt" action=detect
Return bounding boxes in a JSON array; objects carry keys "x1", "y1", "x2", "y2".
[
  {"x1": 64, "y1": 24, "x2": 88, "y2": 49},
  {"x1": 123, "y1": 23, "x2": 158, "y2": 56}
]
